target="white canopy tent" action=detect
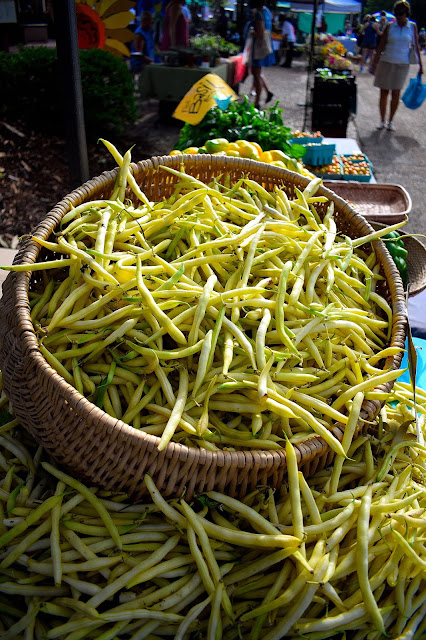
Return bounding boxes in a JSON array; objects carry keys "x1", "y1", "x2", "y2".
[{"x1": 290, "y1": 0, "x2": 361, "y2": 13}]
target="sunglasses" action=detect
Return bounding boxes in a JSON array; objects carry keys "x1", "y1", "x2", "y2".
[{"x1": 394, "y1": 11, "x2": 406, "y2": 15}]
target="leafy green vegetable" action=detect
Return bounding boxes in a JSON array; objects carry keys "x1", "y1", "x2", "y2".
[
  {"x1": 176, "y1": 96, "x2": 306, "y2": 159},
  {"x1": 197, "y1": 495, "x2": 220, "y2": 509}
]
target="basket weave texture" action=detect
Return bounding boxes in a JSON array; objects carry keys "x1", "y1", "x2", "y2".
[
  {"x1": 323, "y1": 180, "x2": 412, "y2": 224},
  {"x1": 0, "y1": 156, "x2": 408, "y2": 499},
  {"x1": 371, "y1": 222, "x2": 426, "y2": 298}
]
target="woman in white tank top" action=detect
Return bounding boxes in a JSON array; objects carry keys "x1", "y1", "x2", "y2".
[{"x1": 370, "y1": 0, "x2": 423, "y2": 130}]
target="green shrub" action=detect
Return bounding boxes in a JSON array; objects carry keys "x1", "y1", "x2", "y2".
[
  {"x1": 0, "y1": 47, "x2": 136, "y2": 137},
  {"x1": 79, "y1": 49, "x2": 137, "y2": 136}
]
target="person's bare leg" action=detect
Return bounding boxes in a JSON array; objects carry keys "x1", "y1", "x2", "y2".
[
  {"x1": 261, "y1": 73, "x2": 274, "y2": 103},
  {"x1": 360, "y1": 47, "x2": 368, "y2": 67},
  {"x1": 379, "y1": 89, "x2": 389, "y2": 122},
  {"x1": 389, "y1": 89, "x2": 401, "y2": 122},
  {"x1": 260, "y1": 72, "x2": 271, "y2": 94},
  {"x1": 252, "y1": 67, "x2": 262, "y2": 107}
]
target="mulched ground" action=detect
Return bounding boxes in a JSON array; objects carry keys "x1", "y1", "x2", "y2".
[{"x1": 0, "y1": 110, "x2": 181, "y2": 246}]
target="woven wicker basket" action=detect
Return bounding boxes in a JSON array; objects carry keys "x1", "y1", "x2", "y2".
[
  {"x1": 0, "y1": 155, "x2": 408, "y2": 499},
  {"x1": 371, "y1": 222, "x2": 426, "y2": 298},
  {"x1": 323, "y1": 181, "x2": 412, "y2": 224}
]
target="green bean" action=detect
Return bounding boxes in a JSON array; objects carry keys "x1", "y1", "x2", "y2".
[
  {"x1": 263, "y1": 554, "x2": 329, "y2": 640},
  {"x1": 356, "y1": 485, "x2": 385, "y2": 634},
  {"x1": 27, "y1": 555, "x2": 123, "y2": 575},
  {"x1": 286, "y1": 439, "x2": 304, "y2": 546},
  {"x1": 207, "y1": 582, "x2": 223, "y2": 640},
  {"x1": 188, "y1": 274, "x2": 217, "y2": 357},
  {"x1": 186, "y1": 525, "x2": 215, "y2": 594},
  {"x1": 41, "y1": 463, "x2": 122, "y2": 551},
  {"x1": 144, "y1": 474, "x2": 186, "y2": 528},
  {"x1": 87, "y1": 534, "x2": 181, "y2": 609},
  {"x1": 1, "y1": 601, "x2": 40, "y2": 640},
  {"x1": 61, "y1": 528, "x2": 111, "y2": 579},
  {"x1": 263, "y1": 397, "x2": 346, "y2": 457},
  {"x1": 275, "y1": 260, "x2": 299, "y2": 358},
  {"x1": 57, "y1": 237, "x2": 119, "y2": 284},
  {"x1": 157, "y1": 368, "x2": 189, "y2": 451},
  {"x1": 175, "y1": 594, "x2": 211, "y2": 640},
  {"x1": 241, "y1": 543, "x2": 324, "y2": 621},
  {"x1": 351, "y1": 219, "x2": 407, "y2": 249},
  {"x1": 255, "y1": 308, "x2": 271, "y2": 371},
  {"x1": 328, "y1": 391, "x2": 364, "y2": 495},
  {"x1": 100, "y1": 139, "x2": 151, "y2": 207},
  {"x1": 0, "y1": 583, "x2": 69, "y2": 596},
  {"x1": 195, "y1": 512, "x2": 300, "y2": 550},
  {"x1": 332, "y1": 367, "x2": 406, "y2": 411},
  {"x1": 49, "y1": 481, "x2": 65, "y2": 588},
  {"x1": 0, "y1": 258, "x2": 73, "y2": 273},
  {"x1": 0, "y1": 495, "x2": 61, "y2": 549},
  {"x1": 135, "y1": 256, "x2": 186, "y2": 345}
]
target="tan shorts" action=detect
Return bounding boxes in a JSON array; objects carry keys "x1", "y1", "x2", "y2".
[{"x1": 374, "y1": 60, "x2": 409, "y2": 91}]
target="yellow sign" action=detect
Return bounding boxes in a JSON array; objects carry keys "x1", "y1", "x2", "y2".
[{"x1": 173, "y1": 73, "x2": 237, "y2": 125}]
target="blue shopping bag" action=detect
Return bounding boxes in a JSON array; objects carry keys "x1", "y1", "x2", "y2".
[{"x1": 402, "y1": 73, "x2": 426, "y2": 110}]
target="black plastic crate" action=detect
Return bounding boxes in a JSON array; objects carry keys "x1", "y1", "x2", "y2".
[
  {"x1": 313, "y1": 71, "x2": 357, "y2": 113},
  {"x1": 311, "y1": 104, "x2": 349, "y2": 138}
]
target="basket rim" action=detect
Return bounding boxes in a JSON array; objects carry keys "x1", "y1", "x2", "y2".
[
  {"x1": 371, "y1": 221, "x2": 426, "y2": 298},
  {"x1": 322, "y1": 180, "x2": 412, "y2": 218},
  {"x1": 2, "y1": 155, "x2": 408, "y2": 472}
]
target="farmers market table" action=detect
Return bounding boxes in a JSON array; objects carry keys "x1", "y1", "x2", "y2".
[
  {"x1": 139, "y1": 63, "x2": 229, "y2": 102},
  {"x1": 139, "y1": 55, "x2": 244, "y2": 103},
  {"x1": 323, "y1": 137, "x2": 376, "y2": 182}
]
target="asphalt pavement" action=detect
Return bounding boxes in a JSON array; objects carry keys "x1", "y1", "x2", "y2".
[{"x1": 240, "y1": 56, "x2": 426, "y2": 243}]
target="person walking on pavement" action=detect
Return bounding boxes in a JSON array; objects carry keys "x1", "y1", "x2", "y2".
[
  {"x1": 359, "y1": 15, "x2": 380, "y2": 71},
  {"x1": 371, "y1": 0, "x2": 423, "y2": 131},
  {"x1": 280, "y1": 14, "x2": 296, "y2": 68},
  {"x1": 247, "y1": 0, "x2": 274, "y2": 108}
]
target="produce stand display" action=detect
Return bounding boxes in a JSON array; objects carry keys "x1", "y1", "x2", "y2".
[
  {"x1": 0, "y1": 395, "x2": 425, "y2": 638},
  {"x1": 0, "y1": 153, "x2": 406, "y2": 500},
  {"x1": 0, "y1": 68, "x2": 425, "y2": 633},
  {"x1": 308, "y1": 153, "x2": 373, "y2": 181},
  {"x1": 138, "y1": 55, "x2": 244, "y2": 122},
  {"x1": 311, "y1": 69, "x2": 357, "y2": 138}
]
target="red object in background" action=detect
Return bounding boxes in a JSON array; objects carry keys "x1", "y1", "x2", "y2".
[
  {"x1": 231, "y1": 54, "x2": 246, "y2": 85},
  {"x1": 75, "y1": 3, "x2": 106, "y2": 49}
]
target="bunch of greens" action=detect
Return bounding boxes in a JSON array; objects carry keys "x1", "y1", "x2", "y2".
[
  {"x1": 190, "y1": 34, "x2": 239, "y2": 57},
  {"x1": 176, "y1": 96, "x2": 306, "y2": 158}
]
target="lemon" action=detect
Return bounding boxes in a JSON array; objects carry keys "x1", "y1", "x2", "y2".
[{"x1": 236, "y1": 140, "x2": 260, "y2": 160}]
